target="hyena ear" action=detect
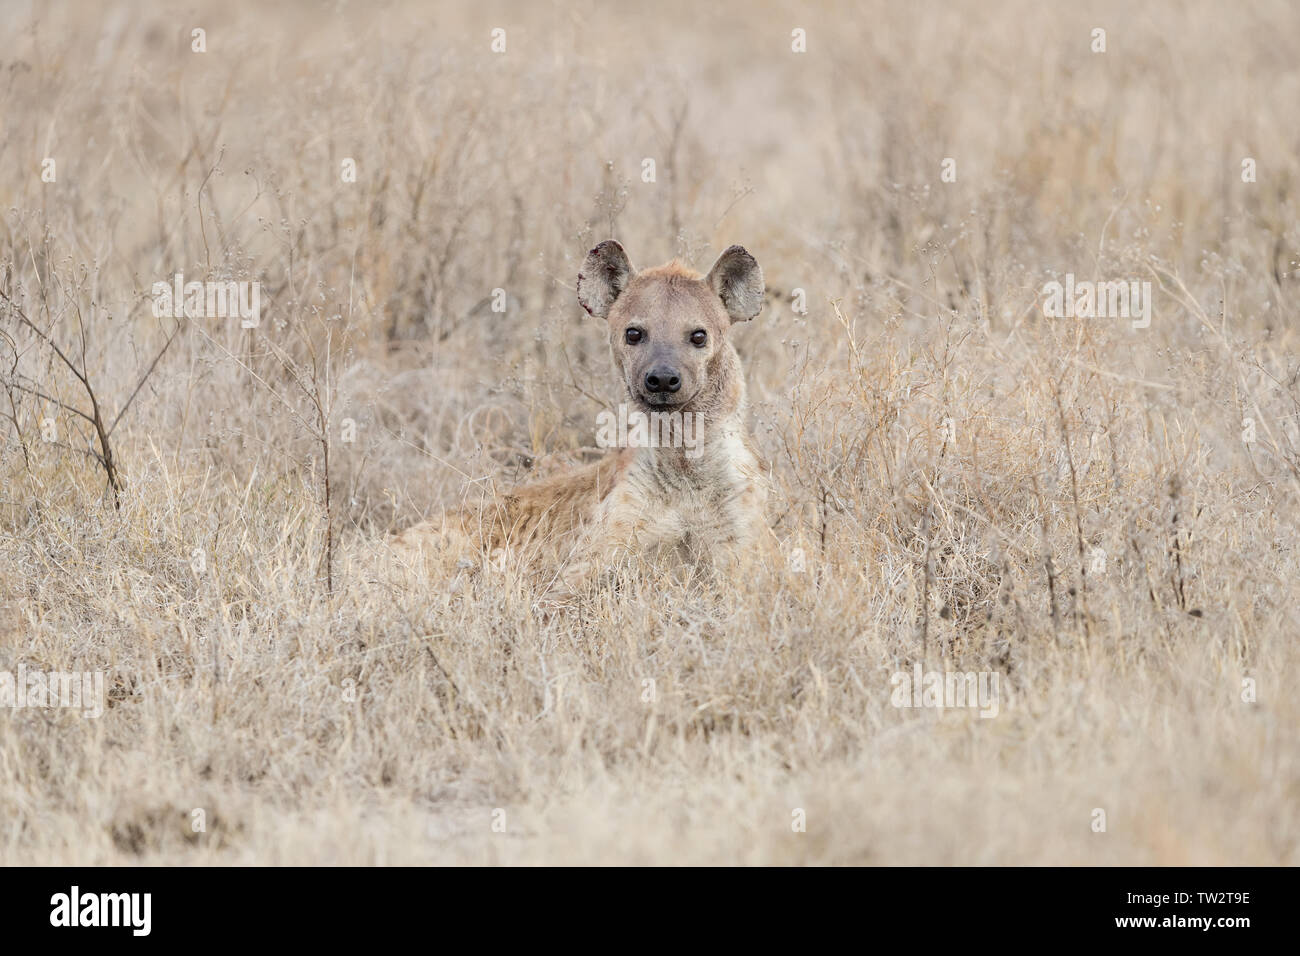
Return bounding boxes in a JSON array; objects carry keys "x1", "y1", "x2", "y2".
[
  {"x1": 706, "y1": 245, "x2": 765, "y2": 322},
  {"x1": 577, "y1": 240, "x2": 636, "y2": 318}
]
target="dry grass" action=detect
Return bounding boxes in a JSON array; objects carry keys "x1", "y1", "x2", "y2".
[{"x1": 0, "y1": 0, "x2": 1297, "y2": 864}]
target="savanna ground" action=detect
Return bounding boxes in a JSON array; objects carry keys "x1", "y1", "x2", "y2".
[{"x1": 0, "y1": 0, "x2": 1297, "y2": 864}]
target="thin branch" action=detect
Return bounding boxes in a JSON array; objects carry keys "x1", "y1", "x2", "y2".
[{"x1": 110, "y1": 319, "x2": 181, "y2": 435}]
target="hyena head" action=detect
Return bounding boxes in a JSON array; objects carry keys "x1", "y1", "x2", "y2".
[{"x1": 576, "y1": 241, "x2": 764, "y2": 418}]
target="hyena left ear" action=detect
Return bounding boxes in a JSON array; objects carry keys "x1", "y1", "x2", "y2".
[
  {"x1": 577, "y1": 240, "x2": 636, "y2": 318},
  {"x1": 706, "y1": 245, "x2": 765, "y2": 322}
]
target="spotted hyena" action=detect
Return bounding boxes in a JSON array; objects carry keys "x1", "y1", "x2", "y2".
[{"x1": 391, "y1": 240, "x2": 769, "y2": 596}]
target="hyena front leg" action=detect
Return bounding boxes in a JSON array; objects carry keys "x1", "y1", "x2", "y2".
[
  {"x1": 546, "y1": 525, "x2": 632, "y2": 599},
  {"x1": 541, "y1": 503, "x2": 665, "y2": 602}
]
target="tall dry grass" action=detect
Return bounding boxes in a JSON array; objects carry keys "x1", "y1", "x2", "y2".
[{"x1": 0, "y1": 0, "x2": 1296, "y2": 863}]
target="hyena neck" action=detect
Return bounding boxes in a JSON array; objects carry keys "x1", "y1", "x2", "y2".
[
  {"x1": 635, "y1": 350, "x2": 751, "y2": 474},
  {"x1": 634, "y1": 407, "x2": 750, "y2": 477}
]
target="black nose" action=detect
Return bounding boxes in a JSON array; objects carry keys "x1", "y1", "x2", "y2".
[{"x1": 644, "y1": 367, "x2": 681, "y2": 394}]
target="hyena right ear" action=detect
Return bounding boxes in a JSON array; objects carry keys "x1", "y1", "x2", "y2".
[
  {"x1": 706, "y1": 245, "x2": 765, "y2": 322},
  {"x1": 577, "y1": 240, "x2": 635, "y2": 318}
]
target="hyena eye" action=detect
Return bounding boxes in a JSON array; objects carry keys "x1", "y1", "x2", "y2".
[
  {"x1": 625, "y1": 328, "x2": 644, "y2": 345},
  {"x1": 690, "y1": 329, "x2": 707, "y2": 347}
]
